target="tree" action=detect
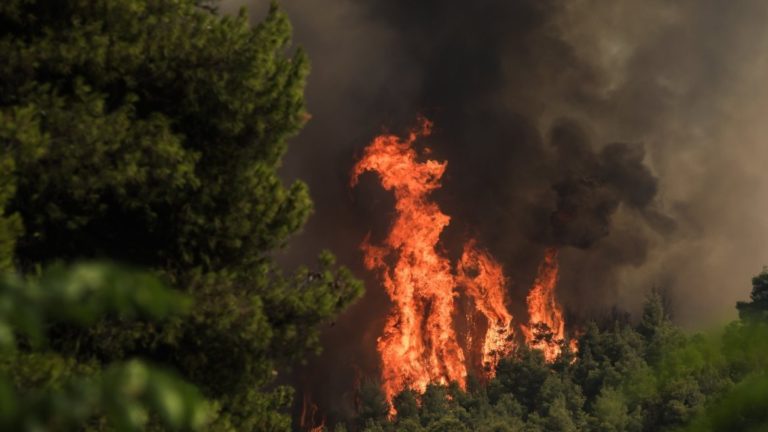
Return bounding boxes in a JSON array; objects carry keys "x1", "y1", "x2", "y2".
[
  {"x1": 0, "y1": 262, "x2": 209, "y2": 431},
  {"x1": 589, "y1": 387, "x2": 630, "y2": 432},
  {"x1": 737, "y1": 269, "x2": 768, "y2": 321},
  {"x1": 542, "y1": 396, "x2": 577, "y2": 432},
  {"x1": 638, "y1": 289, "x2": 670, "y2": 339},
  {"x1": 426, "y1": 415, "x2": 468, "y2": 432},
  {"x1": 488, "y1": 347, "x2": 549, "y2": 412},
  {"x1": 681, "y1": 374, "x2": 768, "y2": 432},
  {"x1": 420, "y1": 384, "x2": 450, "y2": 426},
  {"x1": 394, "y1": 389, "x2": 420, "y2": 421},
  {"x1": 356, "y1": 380, "x2": 390, "y2": 429},
  {"x1": 351, "y1": 269, "x2": 768, "y2": 432},
  {"x1": 0, "y1": 0, "x2": 362, "y2": 429}
]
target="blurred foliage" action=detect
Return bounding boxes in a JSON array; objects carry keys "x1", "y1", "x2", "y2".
[
  {"x1": 0, "y1": 0, "x2": 363, "y2": 430},
  {"x1": 344, "y1": 273, "x2": 768, "y2": 432},
  {"x1": 0, "y1": 262, "x2": 208, "y2": 431},
  {"x1": 680, "y1": 373, "x2": 768, "y2": 432},
  {"x1": 0, "y1": 262, "x2": 190, "y2": 349}
]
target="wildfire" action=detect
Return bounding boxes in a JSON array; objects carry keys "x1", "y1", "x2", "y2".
[
  {"x1": 352, "y1": 118, "x2": 574, "y2": 408},
  {"x1": 300, "y1": 393, "x2": 325, "y2": 432},
  {"x1": 456, "y1": 241, "x2": 515, "y2": 374},
  {"x1": 522, "y1": 247, "x2": 574, "y2": 361},
  {"x1": 352, "y1": 118, "x2": 469, "y2": 405}
]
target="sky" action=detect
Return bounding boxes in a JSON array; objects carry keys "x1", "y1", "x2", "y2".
[{"x1": 220, "y1": 0, "x2": 768, "y2": 420}]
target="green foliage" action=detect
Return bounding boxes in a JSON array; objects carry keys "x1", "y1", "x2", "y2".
[
  {"x1": 680, "y1": 373, "x2": 768, "y2": 432},
  {"x1": 1, "y1": 359, "x2": 208, "y2": 432},
  {"x1": 0, "y1": 263, "x2": 208, "y2": 431},
  {"x1": 590, "y1": 387, "x2": 631, "y2": 432},
  {"x1": 356, "y1": 380, "x2": 390, "y2": 428},
  {"x1": 426, "y1": 415, "x2": 467, "y2": 432},
  {"x1": 0, "y1": 125, "x2": 21, "y2": 272},
  {"x1": 737, "y1": 269, "x2": 768, "y2": 321},
  {"x1": 722, "y1": 321, "x2": 768, "y2": 377},
  {"x1": 352, "y1": 277, "x2": 768, "y2": 432},
  {"x1": 489, "y1": 347, "x2": 549, "y2": 412},
  {"x1": 393, "y1": 389, "x2": 420, "y2": 421},
  {"x1": 0, "y1": 262, "x2": 189, "y2": 349},
  {"x1": 0, "y1": 0, "x2": 309, "y2": 270},
  {"x1": 0, "y1": 0, "x2": 363, "y2": 429}
]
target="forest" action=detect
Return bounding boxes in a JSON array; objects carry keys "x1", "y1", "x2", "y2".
[
  {"x1": 350, "y1": 285, "x2": 768, "y2": 431},
  {"x1": 1, "y1": 0, "x2": 767, "y2": 431}
]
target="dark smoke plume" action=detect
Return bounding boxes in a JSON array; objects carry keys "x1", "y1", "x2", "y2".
[
  {"x1": 544, "y1": 119, "x2": 666, "y2": 249},
  {"x1": 221, "y1": 0, "x2": 768, "y2": 425}
]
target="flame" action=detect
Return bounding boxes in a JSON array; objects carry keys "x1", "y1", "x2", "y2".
[
  {"x1": 300, "y1": 392, "x2": 325, "y2": 432},
  {"x1": 352, "y1": 118, "x2": 516, "y2": 407},
  {"x1": 352, "y1": 118, "x2": 467, "y2": 405},
  {"x1": 457, "y1": 241, "x2": 515, "y2": 375},
  {"x1": 353, "y1": 118, "x2": 581, "y2": 409},
  {"x1": 522, "y1": 247, "x2": 575, "y2": 361}
]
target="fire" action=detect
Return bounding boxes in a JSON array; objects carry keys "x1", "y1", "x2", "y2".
[
  {"x1": 351, "y1": 118, "x2": 516, "y2": 406},
  {"x1": 522, "y1": 247, "x2": 574, "y2": 361},
  {"x1": 352, "y1": 118, "x2": 468, "y2": 405},
  {"x1": 300, "y1": 393, "x2": 325, "y2": 432},
  {"x1": 352, "y1": 118, "x2": 575, "y2": 408},
  {"x1": 456, "y1": 241, "x2": 515, "y2": 375}
]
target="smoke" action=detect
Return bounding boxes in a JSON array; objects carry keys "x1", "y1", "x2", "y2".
[
  {"x1": 544, "y1": 119, "x2": 670, "y2": 249},
  {"x1": 220, "y1": 0, "x2": 768, "y2": 424}
]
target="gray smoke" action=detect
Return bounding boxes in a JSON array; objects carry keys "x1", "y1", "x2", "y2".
[
  {"x1": 221, "y1": 0, "x2": 768, "y2": 424},
  {"x1": 544, "y1": 119, "x2": 671, "y2": 249}
]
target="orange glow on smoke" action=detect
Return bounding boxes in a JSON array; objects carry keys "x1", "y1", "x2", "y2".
[{"x1": 522, "y1": 247, "x2": 575, "y2": 361}]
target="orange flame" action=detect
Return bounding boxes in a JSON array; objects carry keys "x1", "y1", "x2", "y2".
[
  {"x1": 457, "y1": 241, "x2": 515, "y2": 375},
  {"x1": 352, "y1": 118, "x2": 467, "y2": 405},
  {"x1": 352, "y1": 118, "x2": 516, "y2": 406},
  {"x1": 300, "y1": 393, "x2": 325, "y2": 432},
  {"x1": 352, "y1": 118, "x2": 581, "y2": 408},
  {"x1": 522, "y1": 247, "x2": 575, "y2": 361}
]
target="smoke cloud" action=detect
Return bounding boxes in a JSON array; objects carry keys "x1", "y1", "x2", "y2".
[
  {"x1": 222, "y1": 0, "x2": 768, "y2": 423},
  {"x1": 544, "y1": 119, "x2": 669, "y2": 249}
]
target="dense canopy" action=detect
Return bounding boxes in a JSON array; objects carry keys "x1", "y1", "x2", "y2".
[{"x1": 0, "y1": 0, "x2": 362, "y2": 430}]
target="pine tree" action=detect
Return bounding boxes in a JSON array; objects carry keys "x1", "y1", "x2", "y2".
[
  {"x1": 0, "y1": 0, "x2": 363, "y2": 429},
  {"x1": 356, "y1": 381, "x2": 390, "y2": 429},
  {"x1": 737, "y1": 269, "x2": 768, "y2": 322},
  {"x1": 394, "y1": 389, "x2": 420, "y2": 421},
  {"x1": 0, "y1": 263, "x2": 209, "y2": 430}
]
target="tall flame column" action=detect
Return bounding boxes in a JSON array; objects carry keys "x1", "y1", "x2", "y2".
[{"x1": 351, "y1": 119, "x2": 467, "y2": 404}]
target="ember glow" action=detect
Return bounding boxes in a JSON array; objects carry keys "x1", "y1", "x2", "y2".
[
  {"x1": 300, "y1": 393, "x2": 325, "y2": 432},
  {"x1": 352, "y1": 118, "x2": 574, "y2": 406}
]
